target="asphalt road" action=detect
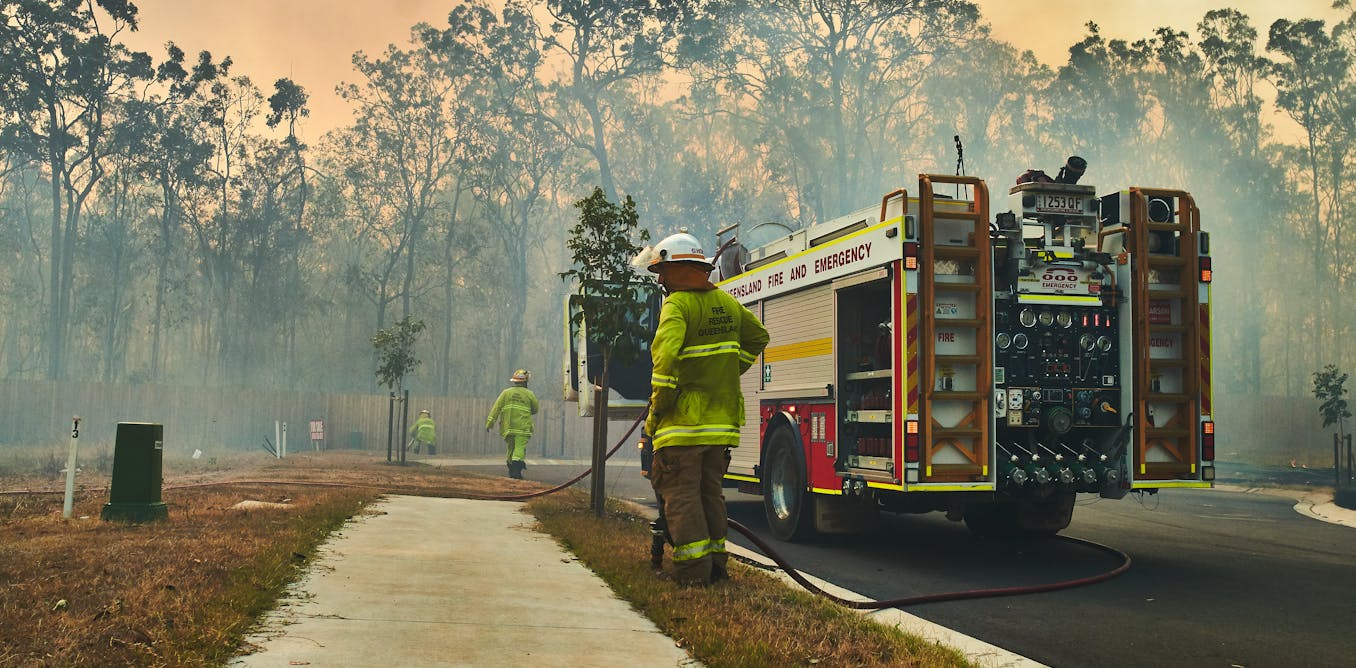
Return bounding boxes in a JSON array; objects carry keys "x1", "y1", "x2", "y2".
[{"x1": 452, "y1": 459, "x2": 1356, "y2": 668}]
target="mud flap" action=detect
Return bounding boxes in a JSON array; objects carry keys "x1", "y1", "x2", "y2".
[
  {"x1": 812, "y1": 495, "x2": 879, "y2": 534},
  {"x1": 1015, "y1": 492, "x2": 1075, "y2": 535}
]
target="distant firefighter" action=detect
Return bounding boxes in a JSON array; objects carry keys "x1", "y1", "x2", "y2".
[
  {"x1": 408, "y1": 409, "x2": 436, "y2": 455},
  {"x1": 486, "y1": 369, "x2": 539, "y2": 479}
]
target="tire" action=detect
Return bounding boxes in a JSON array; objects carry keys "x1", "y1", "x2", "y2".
[{"x1": 763, "y1": 425, "x2": 817, "y2": 541}]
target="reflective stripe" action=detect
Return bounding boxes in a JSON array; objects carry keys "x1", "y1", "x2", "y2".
[
  {"x1": 671, "y1": 538, "x2": 725, "y2": 562},
  {"x1": 678, "y1": 342, "x2": 741, "y2": 359},
  {"x1": 738, "y1": 350, "x2": 757, "y2": 364},
  {"x1": 672, "y1": 539, "x2": 709, "y2": 562},
  {"x1": 654, "y1": 424, "x2": 740, "y2": 439},
  {"x1": 651, "y1": 373, "x2": 678, "y2": 389}
]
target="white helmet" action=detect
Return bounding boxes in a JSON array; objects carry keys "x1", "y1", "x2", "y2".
[{"x1": 646, "y1": 229, "x2": 713, "y2": 273}]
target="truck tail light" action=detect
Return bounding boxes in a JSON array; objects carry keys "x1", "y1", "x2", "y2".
[
  {"x1": 1201, "y1": 421, "x2": 1215, "y2": 461},
  {"x1": 905, "y1": 419, "x2": 920, "y2": 462},
  {"x1": 904, "y1": 242, "x2": 919, "y2": 270},
  {"x1": 1199, "y1": 256, "x2": 1212, "y2": 283}
]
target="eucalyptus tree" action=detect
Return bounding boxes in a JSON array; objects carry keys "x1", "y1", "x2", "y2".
[
  {"x1": 0, "y1": 163, "x2": 48, "y2": 377},
  {"x1": 176, "y1": 63, "x2": 268, "y2": 381},
  {"x1": 1042, "y1": 23, "x2": 1162, "y2": 186},
  {"x1": 80, "y1": 152, "x2": 154, "y2": 382},
  {"x1": 1267, "y1": 15, "x2": 1355, "y2": 364},
  {"x1": 1195, "y1": 9, "x2": 1289, "y2": 393},
  {"x1": 0, "y1": 0, "x2": 153, "y2": 379},
  {"x1": 426, "y1": 0, "x2": 569, "y2": 379},
  {"x1": 602, "y1": 75, "x2": 784, "y2": 250},
  {"x1": 918, "y1": 35, "x2": 1052, "y2": 184},
  {"x1": 320, "y1": 125, "x2": 408, "y2": 336},
  {"x1": 265, "y1": 78, "x2": 312, "y2": 385},
  {"x1": 127, "y1": 45, "x2": 219, "y2": 381},
  {"x1": 536, "y1": 0, "x2": 728, "y2": 204},
  {"x1": 339, "y1": 26, "x2": 471, "y2": 327},
  {"x1": 694, "y1": 1, "x2": 980, "y2": 223}
]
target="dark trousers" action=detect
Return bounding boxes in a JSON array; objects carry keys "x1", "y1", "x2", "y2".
[{"x1": 651, "y1": 445, "x2": 729, "y2": 584}]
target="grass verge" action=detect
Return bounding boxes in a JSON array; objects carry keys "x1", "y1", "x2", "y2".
[
  {"x1": 0, "y1": 483, "x2": 378, "y2": 666},
  {"x1": 0, "y1": 451, "x2": 535, "y2": 666},
  {"x1": 527, "y1": 491, "x2": 972, "y2": 668}
]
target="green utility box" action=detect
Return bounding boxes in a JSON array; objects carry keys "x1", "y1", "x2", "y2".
[{"x1": 101, "y1": 422, "x2": 169, "y2": 523}]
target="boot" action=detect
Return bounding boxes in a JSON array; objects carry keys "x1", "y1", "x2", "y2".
[
  {"x1": 506, "y1": 461, "x2": 517, "y2": 479},
  {"x1": 509, "y1": 461, "x2": 524, "y2": 479}
]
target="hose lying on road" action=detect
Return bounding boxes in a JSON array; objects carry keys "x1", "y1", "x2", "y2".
[{"x1": 727, "y1": 517, "x2": 1131, "y2": 609}]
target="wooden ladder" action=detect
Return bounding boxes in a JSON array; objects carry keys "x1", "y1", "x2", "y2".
[
  {"x1": 1126, "y1": 189, "x2": 1202, "y2": 479},
  {"x1": 918, "y1": 175, "x2": 992, "y2": 482}
]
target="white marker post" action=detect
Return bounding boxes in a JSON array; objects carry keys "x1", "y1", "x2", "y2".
[
  {"x1": 275, "y1": 420, "x2": 282, "y2": 459},
  {"x1": 62, "y1": 416, "x2": 81, "y2": 519},
  {"x1": 281, "y1": 421, "x2": 287, "y2": 458}
]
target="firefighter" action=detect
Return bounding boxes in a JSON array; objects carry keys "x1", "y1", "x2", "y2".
[
  {"x1": 642, "y1": 230, "x2": 769, "y2": 586},
  {"x1": 486, "y1": 369, "x2": 539, "y2": 479},
  {"x1": 408, "y1": 409, "x2": 437, "y2": 455}
]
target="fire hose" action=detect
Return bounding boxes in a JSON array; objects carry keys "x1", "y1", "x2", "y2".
[{"x1": 4, "y1": 411, "x2": 1130, "y2": 608}]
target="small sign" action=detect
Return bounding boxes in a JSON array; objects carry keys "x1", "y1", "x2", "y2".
[
  {"x1": 935, "y1": 302, "x2": 958, "y2": 316},
  {"x1": 309, "y1": 419, "x2": 325, "y2": 441},
  {"x1": 1148, "y1": 300, "x2": 1172, "y2": 324},
  {"x1": 763, "y1": 364, "x2": 772, "y2": 383}
]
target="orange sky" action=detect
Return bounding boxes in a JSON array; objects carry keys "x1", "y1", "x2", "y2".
[{"x1": 120, "y1": 0, "x2": 1347, "y2": 143}]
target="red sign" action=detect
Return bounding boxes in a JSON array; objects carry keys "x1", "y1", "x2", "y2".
[
  {"x1": 1149, "y1": 300, "x2": 1172, "y2": 325},
  {"x1": 309, "y1": 419, "x2": 324, "y2": 440}
]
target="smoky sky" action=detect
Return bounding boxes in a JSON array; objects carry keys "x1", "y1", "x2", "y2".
[{"x1": 120, "y1": 0, "x2": 1345, "y2": 144}]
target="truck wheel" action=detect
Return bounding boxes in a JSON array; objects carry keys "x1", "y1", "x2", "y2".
[{"x1": 763, "y1": 425, "x2": 817, "y2": 541}]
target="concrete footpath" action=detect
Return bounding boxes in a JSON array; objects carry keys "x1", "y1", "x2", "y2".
[
  {"x1": 230, "y1": 496, "x2": 698, "y2": 667},
  {"x1": 230, "y1": 486, "x2": 1356, "y2": 668}
]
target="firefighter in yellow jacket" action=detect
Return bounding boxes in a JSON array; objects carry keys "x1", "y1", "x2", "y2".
[
  {"x1": 408, "y1": 409, "x2": 437, "y2": 454},
  {"x1": 643, "y1": 231, "x2": 769, "y2": 586},
  {"x1": 486, "y1": 369, "x2": 539, "y2": 479}
]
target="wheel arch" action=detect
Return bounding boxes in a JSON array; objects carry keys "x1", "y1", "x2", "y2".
[{"x1": 760, "y1": 410, "x2": 805, "y2": 481}]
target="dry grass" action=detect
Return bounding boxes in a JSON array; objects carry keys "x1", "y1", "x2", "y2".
[
  {"x1": 3, "y1": 450, "x2": 968, "y2": 666},
  {"x1": 528, "y1": 492, "x2": 972, "y2": 668},
  {"x1": 0, "y1": 451, "x2": 535, "y2": 667}
]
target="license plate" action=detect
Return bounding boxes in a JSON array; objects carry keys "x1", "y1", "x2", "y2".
[{"x1": 1035, "y1": 194, "x2": 1087, "y2": 214}]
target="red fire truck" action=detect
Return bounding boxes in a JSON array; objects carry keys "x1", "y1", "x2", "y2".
[{"x1": 713, "y1": 162, "x2": 1214, "y2": 539}]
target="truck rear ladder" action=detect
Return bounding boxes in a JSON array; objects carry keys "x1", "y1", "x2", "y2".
[
  {"x1": 918, "y1": 174, "x2": 992, "y2": 483},
  {"x1": 1125, "y1": 189, "x2": 1202, "y2": 479}
]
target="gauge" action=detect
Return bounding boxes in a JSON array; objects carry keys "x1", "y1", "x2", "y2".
[
  {"x1": 1013, "y1": 332, "x2": 1029, "y2": 350},
  {"x1": 996, "y1": 332, "x2": 1012, "y2": 350},
  {"x1": 1079, "y1": 334, "x2": 1095, "y2": 351},
  {"x1": 1038, "y1": 311, "x2": 1054, "y2": 327},
  {"x1": 1056, "y1": 312, "x2": 1073, "y2": 328},
  {"x1": 1097, "y1": 335, "x2": 1113, "y2": 352},
  {"x1": 1019, "y1": 308, "x2": 1036, "y2": 327}
]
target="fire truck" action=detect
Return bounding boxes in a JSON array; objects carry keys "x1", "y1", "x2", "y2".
[{"x1": 712, "y1": 161, "x2": 1214, "y2": 539}]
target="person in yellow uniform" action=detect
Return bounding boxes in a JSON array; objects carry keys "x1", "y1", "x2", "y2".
[
  {"x1": 643, "y1": 230, "x2": 768, "y2": 586},
  {"x1": 486, "y1": 369, "x2": 539, "y2": 479},
  {"x1": 408, "y1": 409, "x2": 437, "y2": 455}
]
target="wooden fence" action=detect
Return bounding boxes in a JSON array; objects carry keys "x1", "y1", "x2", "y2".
[
  {"x1": 0, "y1": 381, "x2": 1331, "y2": 466},
  {"x1": 0, "y1": 380, "x2": 630, "y2": 461}
]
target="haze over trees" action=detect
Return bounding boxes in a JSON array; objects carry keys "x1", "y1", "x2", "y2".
[{"x1": 2, "y1": 0, "x2": 1354, "y2": 457}]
